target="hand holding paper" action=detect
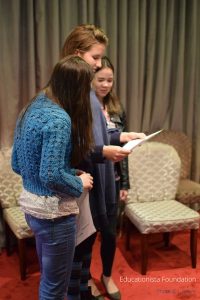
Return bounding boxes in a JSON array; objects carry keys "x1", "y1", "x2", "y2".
[
  {"x1": 122, "y1": 129, "x2": 163, "y2": 151},
  {"x1": 120, "y1": 132, "x2": 146, "y2": 143},
  {"x1": 103, "y1": 145, "x2": 131, "y2": 162}
]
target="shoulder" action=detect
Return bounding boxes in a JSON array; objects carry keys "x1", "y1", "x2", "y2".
[
  {"x1": 42, "y1": 113, "x2": 71, "y2": 134},
  {"x1": 32, "y1": 93, "x2": 71, "y2": 129}
]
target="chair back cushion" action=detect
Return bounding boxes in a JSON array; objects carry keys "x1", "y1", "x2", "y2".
[
  {"x1": 128, "y1": 142, "x2": 181, "y2": 203},
  {"x1": 0, "y1": 148, "x2": 22, "y2": 208},
  {"x1": 151, "y1": 130, "x2": 191, "y2": 179}
]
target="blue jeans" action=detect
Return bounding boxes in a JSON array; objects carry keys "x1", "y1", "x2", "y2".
[{"x1": 25, "y1": 214, "x2": 76, "y2": 300}]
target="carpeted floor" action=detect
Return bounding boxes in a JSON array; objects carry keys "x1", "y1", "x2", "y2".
[{"x1": 0, "y1": 229, "x2": 200, "y2": 300}]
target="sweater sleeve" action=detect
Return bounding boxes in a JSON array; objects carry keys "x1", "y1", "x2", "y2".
[
  {"x1": 11, "y1": 129, "x2": 21, "y2": 175},
  {"x1": 40, "y1": 119, "x2": 83, "y2": 198},
  {"x1": 108, "y1": 130, "x2": 121, "y2": 145}
]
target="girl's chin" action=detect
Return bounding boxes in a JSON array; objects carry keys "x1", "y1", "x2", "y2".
[{"x1": 99, "y1": 92, "x2": 109, "y2": 97}]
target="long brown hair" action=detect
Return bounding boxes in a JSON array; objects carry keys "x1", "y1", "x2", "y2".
[
  {"x1": 61, "y1": 24, "x2": 108, "y2": 57},
  {"x1": 97, "y1": 56, "x2": 122, "y2": 115},
  {"x1": 19, "y1": 56, "x2": 94, "y2": 166},
  {"x1": 49, "y1": 56, "x2": 93, "y2": 166}
]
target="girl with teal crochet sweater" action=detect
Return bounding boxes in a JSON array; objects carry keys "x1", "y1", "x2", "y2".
[{"x1": 11, "y1": 55, "x2": 94, "y2": 300}]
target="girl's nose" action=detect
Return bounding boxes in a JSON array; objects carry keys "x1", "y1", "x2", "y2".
[
  {"x1": 103, "y1": 81, "x2": 109, "y2": 86},
  {"x1": 96, "y1": 59, "x2": 102, "y2": 68}
]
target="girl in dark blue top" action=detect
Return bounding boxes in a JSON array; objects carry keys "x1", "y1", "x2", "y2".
[{"x1": 62, "y1": 25, "x2": 145, "y2": 300}]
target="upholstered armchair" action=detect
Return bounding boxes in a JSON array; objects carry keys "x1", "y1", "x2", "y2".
[
  {"x1": 152, "y1": 129, "x2": 200, "y2": 206},
  {"x1": 0, "y1": 148, "x2": 34, "y2": 280},
  {"x1": 125, "y1": 142, "x2": 199, "y2": 275}
]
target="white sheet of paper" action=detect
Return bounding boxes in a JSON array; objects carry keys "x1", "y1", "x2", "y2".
[
  {"x1": 75, "y1": 191, "x2": 96, "y2": 246},
  {"x1": 123, "y1": 129, "x2": 163, "y2": 151}
]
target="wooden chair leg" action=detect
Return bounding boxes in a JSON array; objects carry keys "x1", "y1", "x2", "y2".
[
  {"x1": 0, "y1": 207, "x2": 5, "y2": 251},
  {"x1": 118, "y1": 201, "x2": 125, "y2": 238},
  {"x1": 18, "y1": 239, "x2": 27, "y2": 280},
  {"x1": 5, "y1": 222, "x2": 12, "y2": 256},
  {"x1": 118, "y1": 211, "x2": 124, "y2": 238},
  {"x1": 163, "y1": 232, "x2": 170, "y2": 247},
  {"x1": 141, "y1": 234, "x2": 148, "y2": 275},
  {"x1": 125, "y1": 216, "x2": 131, "y2": 250},
  {"x1": 190, "y1": 229, "x2": 197, "y2": 268}
]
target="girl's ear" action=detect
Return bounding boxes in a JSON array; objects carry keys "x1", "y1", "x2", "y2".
[{"x1": 74, "y1": 49, "x2": 81, "y2": 56}]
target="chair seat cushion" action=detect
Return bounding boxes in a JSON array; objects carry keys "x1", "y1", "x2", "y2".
[
  {"x1": 125, "y1": 200, "x2": 200, "y2": 234},
  {"x1": 176, "y1": 179, "x2": 200, "y2": 204},
  {"x1": 3, "y1": 207, "x2": 34, "y2": 239}
]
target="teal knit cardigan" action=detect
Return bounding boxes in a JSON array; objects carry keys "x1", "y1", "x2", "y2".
[{"x1": 11, "y1": 93, "x2": 83, "y2": 198}]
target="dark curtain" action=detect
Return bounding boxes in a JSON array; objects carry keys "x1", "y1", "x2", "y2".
[{"x1": 0, "y1": 0, "x2": 199, "y2": 181}]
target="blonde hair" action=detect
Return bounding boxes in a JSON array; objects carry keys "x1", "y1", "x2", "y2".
[{"x1": 61, "y1": 24, "x2": 108, "y2": 57}]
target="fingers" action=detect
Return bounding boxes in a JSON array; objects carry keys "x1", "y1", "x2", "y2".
[
  {"x1": 136, "y1": 132, "x2": 146, "y2": 139},
  {"x1": 79, "y1": 173, "x2": 93, "y2": 190},
  {"x1": 89, "y1": 175, "x2": 93, "y2": 187},
  {"x1": 112, "y1": 148, "x2": 131, "y2": 162},
  {"x1": 120, "y1": 149, "x2": 131, "y2": 154},
  {"x1": 87, "y1": 173, "x2": 93, "y2": 189},
  {"x1": 120, "y1": 190, "x2": 128, "y2": 201}
]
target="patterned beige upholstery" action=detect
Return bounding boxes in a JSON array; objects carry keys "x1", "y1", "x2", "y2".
[
  {"x1": 0, "y1": 171, "x2": 22, "y2": 208},
  {"x1": 152, "y1": 130, "x2": 200, "y2": 205},
  {"x1": 126, "y1": 200, "x2": 199, "y2": 234},
  {"x1": 3, "y1": 207, "x2": 33, "y2": 239},
  {"x1": 0, "y1": 148, "x2": 34, "y2": 279},
  {"x1": 125, "y1": 142, "x2": 199, "y2": 274},
  {"x1": 0, "y1": 147, "x2": 22, "y2": 208}
]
